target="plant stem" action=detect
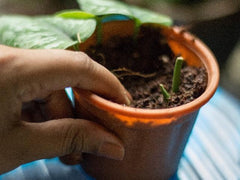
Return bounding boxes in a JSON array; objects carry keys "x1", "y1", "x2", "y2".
[
  {"x1": 159, "y1": 84, "x2": 170, "y2": 101},
  {"x1": 133, "y1": 19, "x2": 141, "y2": 40},
  {"x1": 96, "y1": 17, "x2": 103, "y2": 44},
  {"x1": 172, "y1": 56, "x2": 184, "y2": 93},
  {"x1": 73, "y1": 43, "x2": 79, "y2": 51},
  {"x1": 77, "y1": 33, "x2": 82, "y2": 43}
]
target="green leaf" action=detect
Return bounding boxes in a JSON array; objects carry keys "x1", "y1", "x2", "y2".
[
  {"x1": 77, "y1": 0, "x2": 173, "y2": 26},
  {"x1": 129, "y1": 6, "x2": 173, "y2": 26},
  {"x1": 55, "y1": 10, "x2": 95, "y2": 19},
  {"x1": 0, "y1": 15, "x2": 96, "y2": 49},
  {"x1": 39, "y1": 16, "x2": 96, "y2": 42},
  {"x1": 0, "y1": 15, "x2": 76, "y2": 49},
  {"x1": 78, "y1": 0, "x2": 132, "y2": 17}
]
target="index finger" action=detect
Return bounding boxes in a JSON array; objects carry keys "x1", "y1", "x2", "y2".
[{"x1": 2, "y1": 45, "x2": 130, "y2": 105}]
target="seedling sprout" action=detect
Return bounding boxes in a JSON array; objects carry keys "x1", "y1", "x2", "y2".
[
  {"x1": 160, "y1": 56, "x2": 184, "y2": 101},
  {"x1": 172, "y1": 56, "x2": 184, "y2": 93},
  {"x1": 159, "y1": 84, "x2": 170, "y2": 101}
]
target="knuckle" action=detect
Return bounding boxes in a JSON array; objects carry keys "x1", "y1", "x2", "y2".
[
  {"x1": 74, "y1": 52, "x2": 95, "y2": 73},
  {"x1": 61, "y1": 121, "x2": 86, "y2": 154}
]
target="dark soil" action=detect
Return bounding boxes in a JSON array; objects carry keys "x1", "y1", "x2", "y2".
[{"x1": 86, "y1": 26, "x2": 207, "y2": 109}]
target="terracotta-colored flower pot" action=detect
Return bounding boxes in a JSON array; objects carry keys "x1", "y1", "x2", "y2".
[{"x1": 74, "y1": 20, "x2": 219, "y2": 179}]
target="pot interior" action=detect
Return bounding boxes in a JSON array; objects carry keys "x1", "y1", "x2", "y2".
[{"x1": 76, "y1": 20, "x2": 219, "y2": 120}]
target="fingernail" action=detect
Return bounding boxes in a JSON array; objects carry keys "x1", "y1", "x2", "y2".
[
  {"x1": 98, "y1": 141, "x2": 125, "y2": 160},
  {"x1": 125, "y1": 97, "x2": 131, "y2": 106},
  {"x1": 124, "y1": 91, "x2": 132, "y2": 106}
]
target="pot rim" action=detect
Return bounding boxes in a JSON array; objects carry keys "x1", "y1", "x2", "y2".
[{"x1": 75, "y1": 26, "x2": 219, "y2": 120}]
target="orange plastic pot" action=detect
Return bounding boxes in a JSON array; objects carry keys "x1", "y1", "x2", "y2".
[{"x1": 74, "y1": 21, "x2": 219, "y2": 179}]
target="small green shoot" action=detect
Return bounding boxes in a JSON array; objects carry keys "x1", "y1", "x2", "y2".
[
  {"x1": 172, "y1": 56, "x2": 184, "y2": 93},
  {"x1": 73, "y1": 44, "x2": 80, "y2": 51},
  {"x1": 159, "y1": 84, "x2": 170, "y2": 101}
]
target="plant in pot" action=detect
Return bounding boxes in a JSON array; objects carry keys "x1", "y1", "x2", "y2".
[{"x1": 0, "y1": 0, "x2": 219, "y2": 179}]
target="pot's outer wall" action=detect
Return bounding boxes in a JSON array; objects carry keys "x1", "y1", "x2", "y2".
[
  {"x1": 74, "y1": 91, "x2": 199, "y2": 179},
  {"x1": 73, "y1": 21, "x2": 219, "y2": 179}
]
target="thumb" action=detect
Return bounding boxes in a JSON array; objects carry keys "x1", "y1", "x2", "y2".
[{"x1": 17, "y1": 119, "x2": 124, "y2": 164}]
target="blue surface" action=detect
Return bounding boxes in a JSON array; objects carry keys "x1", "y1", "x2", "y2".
[
  {"x1": 178, "y1": 88, "x2": 240, "y2": 179},
  {"x1": 1, "y1": 88, "x2": 240, "y2": 180}
]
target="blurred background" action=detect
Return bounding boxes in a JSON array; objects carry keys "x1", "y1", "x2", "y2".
[
  {"x1": 0, "y1": 1, "x2": 240, "y2": 179},
  {"x1": 0, "y1": 0, "x2": 240, "y2": 97}
]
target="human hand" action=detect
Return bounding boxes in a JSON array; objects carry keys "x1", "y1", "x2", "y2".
[{"x1": 0, "y1": 45, "x2": 130, "y2": 174}]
